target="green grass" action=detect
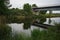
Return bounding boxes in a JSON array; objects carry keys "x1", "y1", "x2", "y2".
[
  {"x1": 45, "y1": 14, "x2": 60, "y2": 18},
  {"x1": 0, "y1": 23, "x2": 60, "y2": 40},
  {"x1": 12, "y1": 23, "x2": 60, "y2": 40},
  {"x1": 12, "y1": 33, "x2": 31, "y2": 40},
  {"x1": 0, "y1": 24, "x2": 12, "y2": 40}
]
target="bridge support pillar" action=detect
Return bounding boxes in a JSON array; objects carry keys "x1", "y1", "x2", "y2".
[
  {"x1": 49, "y1": 10, "x2": 52, "y2": 17},
  {"x1": 48, "y1": 10, "x2": 52, "y2": 24}
]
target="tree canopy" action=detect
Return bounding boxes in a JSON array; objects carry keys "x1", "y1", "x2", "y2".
[
  {"x1": 32, "y1": 4, "x2": 37, "y2": 8},
  {"x1": 23, "y1": 3, "x2": 32, "y2": 16},
  {"x1": 39, "y1": 10, "x2": 47, "y2": 14},
  {"x1": 0, "y1": 0, "x2": 10, "y2": 15}
]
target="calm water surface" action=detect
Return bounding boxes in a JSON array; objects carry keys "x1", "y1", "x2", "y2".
[
  {"x1": 8, "y1": 23, "x2": 45, "y2": 35},
  {"x1": 8, "y1": 17, "x2": 60, "y2": 35}
]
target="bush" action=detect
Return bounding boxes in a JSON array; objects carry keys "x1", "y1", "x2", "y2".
[
  {"x1": 0, "y1": 24, "x2": 12, "y2": 40},
  {"x1": 31, "y1": 29, "x2": 41, "y2": 40},
  {"x1": 0, "y1": 23, "x2": 60, "y2": 40},
  {"x1": 12, "y1": 33, "x2": 31, "y2": 40}
]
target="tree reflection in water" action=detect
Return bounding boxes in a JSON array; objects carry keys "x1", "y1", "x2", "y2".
[
  {"x1": 23, "y1": 16, "x2": 47, "y2": 29},
  {"x1": 48, "y1": 18, "x2": 51, "y2": 24}
]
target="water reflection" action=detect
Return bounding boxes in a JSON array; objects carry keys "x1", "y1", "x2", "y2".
[
  {"x1": 44, "y1": 17, "x2": 60, "y2": 25},
  {"x1": 23, "y1": 16, "x2": 33, "y2": 29},
  {"x1": 8, "y1": 23, "x2": 45, "y2": 35},
  {"x1": 48, "y1": 18, "x2": 51, "y2": 24},
  {"x1": 8, "y1": 17, "x2": 60, "y2": 35},
  {"x1": 23, "y1": 23, "x2": 31, "y2": 29},
  {"x1": 23, "y1": 17, "x2": 46, "y2": 29}
]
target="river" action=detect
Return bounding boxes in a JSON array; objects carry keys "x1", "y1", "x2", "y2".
[{"x1": 8, "y1": 17, "x2": 60, "y2": 35}]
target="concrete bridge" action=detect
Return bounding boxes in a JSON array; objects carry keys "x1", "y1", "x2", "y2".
[
  {"x1": 32, "y1": 5, "x2": 60, "y2": 14},
  {"x1": 32, "y1": 5, "x2": 60, "y2": 29}
]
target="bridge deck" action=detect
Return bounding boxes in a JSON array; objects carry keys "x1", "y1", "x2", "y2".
[{"x1": 32, "y1": 5, "x2": 60, "y2": 11}]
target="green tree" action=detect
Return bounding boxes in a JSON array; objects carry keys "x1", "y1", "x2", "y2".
[
  {"x1": 0, "y1": 0, "x2": 10, "y2": 15},
  {"x1": 32, "y1": 4, "x2": 37, "y2": 8},
  {"x1": 39, "y1": 10, "x2": 47, "y2": 15},
  {"x1": 0, "y1": 24, "x2": 12, "y2": 40},
  {"x1": 0, "y1": 0, "x2": 10, "y2": 24},
  {"x1": 31, "y1": 29, "x2": 41, "y2": 40},
  {"x1": 23, "y1": 3, "x2": 33, "y2": 29},
  {"x1": 23, "y1": 3, "x2": 32, "y2": 16}
]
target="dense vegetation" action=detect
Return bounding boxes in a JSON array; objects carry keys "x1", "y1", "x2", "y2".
[
  {"x1": 0, "y1": 23, "x2": 60, "y2": 40},
  {"x1": 0, "y1": 24, "x2": 12, "y2": 40},
  {"x1": 45, "y1": 13, "x2": 60, "y2": 18},
  {"x1": 0, "y1": 0, "x2": 60, "y2": 40}
]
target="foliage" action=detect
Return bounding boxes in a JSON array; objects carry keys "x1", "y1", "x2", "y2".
[
  {"x1": 0, "y1": 24, "x2": 12, "y2": 40},
  {"x1": 0, "y1": 0, "x2": 10, "y2": 24},
  {"x1": 1, "y1": 23, "x2": 60, "y2": 40},
  {"x1": 32, "y1": 4, "x2": 37, "y2": 8},
  {"x1": 23, "y1": 3, "x2": 32, "y2": 16},
  {"x1": 0, "y1": 0, "x2": 10, "y2": 15},
  {"x1": 38, "y1": 14, "x2": 46, "y2": 24},
  {"x1": 45, "y1": 14, "x2": 60, "y2": 18},
  {"x1": 31, "y1": 29, "x2": 41, "y2": 40},
  {"x1": 9, "y1": 8, "x2": 23, "y2": 15},
  {"x1": 53, "y1": 23, "x2": 60, "y2": 40},
  {"x1": 39, "y1": 10, "x2": 47, "y2": 15},
  {"x1": 12, "y1": 33, "x2": 31, "y2": 40},
  {"x1": 23, "y1": 3, "x2": 33, "y2": 29}
]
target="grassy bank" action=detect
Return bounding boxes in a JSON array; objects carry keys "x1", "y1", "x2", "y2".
[
  {"x1": 14, "y1": 23, "x2": 60, "y2": 40},
  {"x1": 0, "y1": 23, "x2": 60, "y2": 40},
  {"x1": 0, "y1": 24, "x2": 12, "y2": 40},
  {"x1": 45, "y1": 14, "x2": 60, "y2": 18},
  {"x1": 11, "y1": 23, "x2": 60, "y2": 40}
]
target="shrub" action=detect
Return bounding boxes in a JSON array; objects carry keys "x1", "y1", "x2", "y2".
[{"x1": 0, "y1": 24, "x2": 12, "y2": 40}]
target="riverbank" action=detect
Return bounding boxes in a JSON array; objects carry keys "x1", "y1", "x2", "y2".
[
  {"x1": 45, "y1": 14, "x2": 60, "y2": 18},
  {"x1": 0, "y1": 14, "x2": 60, "y2": 24},
  {"x1": 0, "y1": 23, "x2": 60, "y2": 40}
]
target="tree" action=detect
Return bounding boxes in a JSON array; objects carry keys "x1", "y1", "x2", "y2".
[
  {"x1": 0, "y1": 0, "x2": 10, "y2": 24},
  {"x1": 32, "y1": 4, "x2": 37, "y2": 8},
  {"x1": 23, "y1": 3, "x2": 33, "y2": 29},
  {"x1": 23, "y1": 3, "x2": 32, "y2": 16},
  {"x1": 0, "y1": 0, "x2": 10, "y2": 15},
  {"x1": 0, "y1": 24, "x2": 12, "y2": 40},
  {"x1": 39, "y1": 10, "x2": 47, "y2": 14},
  {"x1": 32, "y1": 4, "x2": 38, "y2": 14}
]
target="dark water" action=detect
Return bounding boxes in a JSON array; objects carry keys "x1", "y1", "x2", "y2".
[{"x1": 8, "y1": 17, "x2": 60, "y2": 35}]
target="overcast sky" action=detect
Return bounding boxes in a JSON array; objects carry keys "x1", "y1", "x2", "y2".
[
  {"x1": 10, "y1": 0, "x2": 60, "y2": 8},
  {"x1": 10, "y1": 0, "x2": 60, "y2": 13}
]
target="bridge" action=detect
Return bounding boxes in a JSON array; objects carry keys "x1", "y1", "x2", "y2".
[
  {"x1": 32, "y1": 5, "x2": 60, "y2": 11},
  {"x1": 32, "y1": 5, "x2": 60, "y2": 29},
  {"x1": 32, "y1": 5, "x2": 60, "y2": 14}
]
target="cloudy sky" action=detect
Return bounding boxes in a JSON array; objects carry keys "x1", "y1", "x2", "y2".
[
  {"x1": 10, "y1": 0, "x2": 60, "y2": 13},
  {"x1": 10, "y1": 0, "x2": 60, "y2": 8}
]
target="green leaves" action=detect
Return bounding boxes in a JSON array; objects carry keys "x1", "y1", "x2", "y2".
[
  {"x1": 39, "y1": 10, "x2": 47, "y2": 15},
  {"x1": 32, "y1": 4, "x2": 37, "y2": 8},
  {"x1": 23, "y1": 3, "x2": 32, "y2": 16},
  {"x1": 0, "y1": 24, "x2": 12, "y2": 40},
  {"x1": 0, "y1": 0, "x2": 9, "y2": 15}
]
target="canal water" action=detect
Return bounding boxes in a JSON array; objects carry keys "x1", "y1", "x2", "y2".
[{"x1": 8, "y1": 17, "x2": 60, "y2": 35}]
